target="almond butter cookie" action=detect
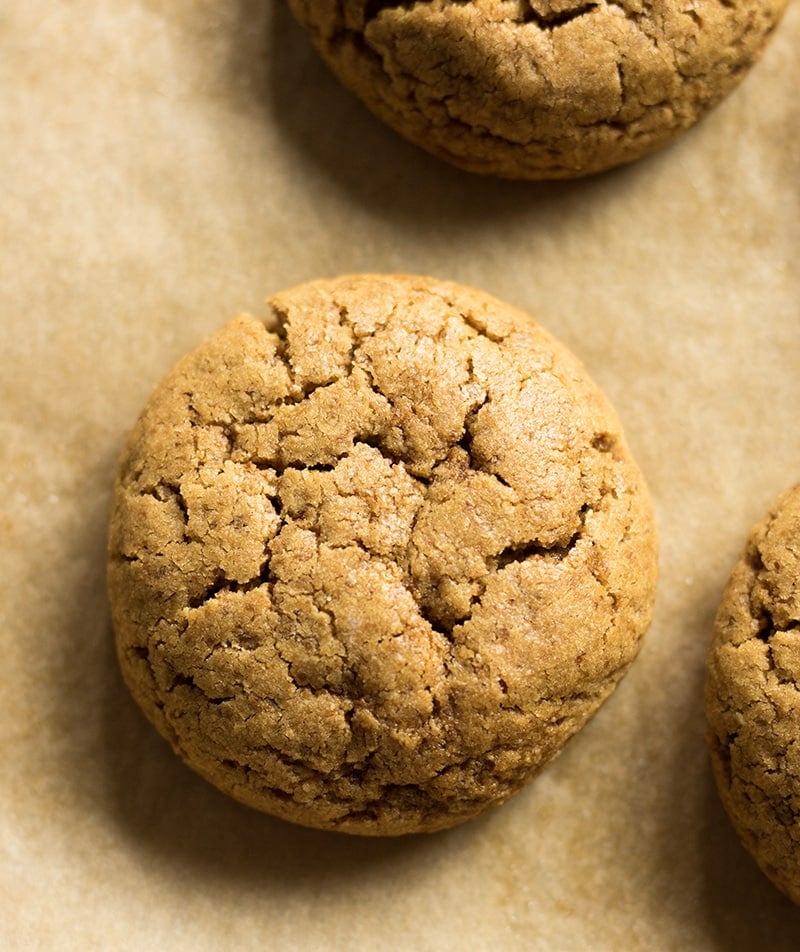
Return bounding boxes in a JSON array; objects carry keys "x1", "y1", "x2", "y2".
[
  {"x1": 288, "y1": 0, "x2": 786, "y2": 179},
  {"x1": 706, "y1": 484, "x2": 800, "y2": 903},
  {"x1": 108, "y1": 274, "x2": 658, "y2": 835}
]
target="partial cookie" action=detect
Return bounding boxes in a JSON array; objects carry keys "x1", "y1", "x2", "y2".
[
  {"x1": 288, "y1": 0, "x2": 787, "y2": 179},
  {"x1": 108, "y1": 274, "x2": 658, "y2": 835},
  {"x1": 706, "y1": 484, "x2": 800, "y2": 903}
]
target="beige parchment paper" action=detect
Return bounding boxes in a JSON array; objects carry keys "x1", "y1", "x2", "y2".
[{"x1": 2, "y1": 2, "x2": 800, "y2": 949}]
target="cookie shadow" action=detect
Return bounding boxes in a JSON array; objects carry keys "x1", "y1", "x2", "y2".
[
  {"x1": 97, "y1": 640, "x2": 455, "y2": 888},
  {"x1": 239, "y1": 0, "x2": 669, "y2": 230},
  {"x1": 52, "y1": 444, "x2": 459, "y2": 892},
  {"x1": 98, "y1": 641, "x2": 461, "y2": 888},
  {"x1": 701, "y1": 767, "x2": 800, "y2": 949}
]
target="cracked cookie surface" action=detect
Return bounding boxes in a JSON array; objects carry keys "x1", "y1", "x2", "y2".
[
  {"x1": 706, "y1": 484, "x2": 800, "y2": 903},
  {"x1": 108, "y1": 273, "x2": 658, "y2": 835},
  {"x1": 288, "y1": 0, "x2": 787, "y2": 179}
]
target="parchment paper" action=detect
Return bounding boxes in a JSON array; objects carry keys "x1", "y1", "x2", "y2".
[{"x1": 2, "y1": 2, "x2": 800, "y2": 949}]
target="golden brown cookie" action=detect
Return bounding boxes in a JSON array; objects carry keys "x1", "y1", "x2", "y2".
[
  {"x1": 108, "y1": 274, "x2": 658, "y2": 835},
  {"x1": 706, "y1": 485, "x2": 800, "y2": 903},
  {"x1": 288, "y1": 0, "x2": 787, "y2": 179}
]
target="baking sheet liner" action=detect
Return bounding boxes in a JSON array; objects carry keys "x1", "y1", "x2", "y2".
[{"x1": 2, "y1": 2, "x2": 800, "y2": 948}]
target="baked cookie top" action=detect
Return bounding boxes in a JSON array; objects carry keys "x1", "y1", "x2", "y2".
[
  {"x1": 108, "y1": 274, "x2": 658, "y2": 835},
  {"x1": 289, "y1": 0, "x2": 786, "y2": 179},
  {"x1": 707, "y1": 484, "x2": 800, "y2": 903}
]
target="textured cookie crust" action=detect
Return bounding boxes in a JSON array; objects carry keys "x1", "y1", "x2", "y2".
[
  {"x1": 109, "y1": 274, "x2": 658, "y2": 835},
  {"x1": 707, "y1": 485, "x2": 800, "y2": 903},
  {"x1": 288, "y1": 0, "x2": 787, "y2": 179}
]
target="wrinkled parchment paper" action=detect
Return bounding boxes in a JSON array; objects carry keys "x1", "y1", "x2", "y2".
[{"x1": 2, "y1": 2, "x2": 800, "y2": 948}]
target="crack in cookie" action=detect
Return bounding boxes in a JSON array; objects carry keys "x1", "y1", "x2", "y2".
[{"x1": 363, "y1": 0, "x2": 600, "y2": 29}]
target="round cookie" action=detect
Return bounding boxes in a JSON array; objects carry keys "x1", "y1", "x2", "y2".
[
  {"x1": 707, "y1": 485, "x2": 800, "y2": 903},
  {"x1": 108, "y1": 274, "x2": 658, "y2": 835},
  {"x1": 288, "y1": 0, "x2": 787, "y2": 180}
]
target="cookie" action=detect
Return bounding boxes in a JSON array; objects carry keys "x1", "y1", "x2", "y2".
[
  {"x1": 108, "y1": 274, "x2": 658, "y2": 835},
  {"x1": 288, "y1": 0, "x2": 787, "y2": 180},
  {"x1": 706, "y1": 485, "x2": 800, "y2": 902}
]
